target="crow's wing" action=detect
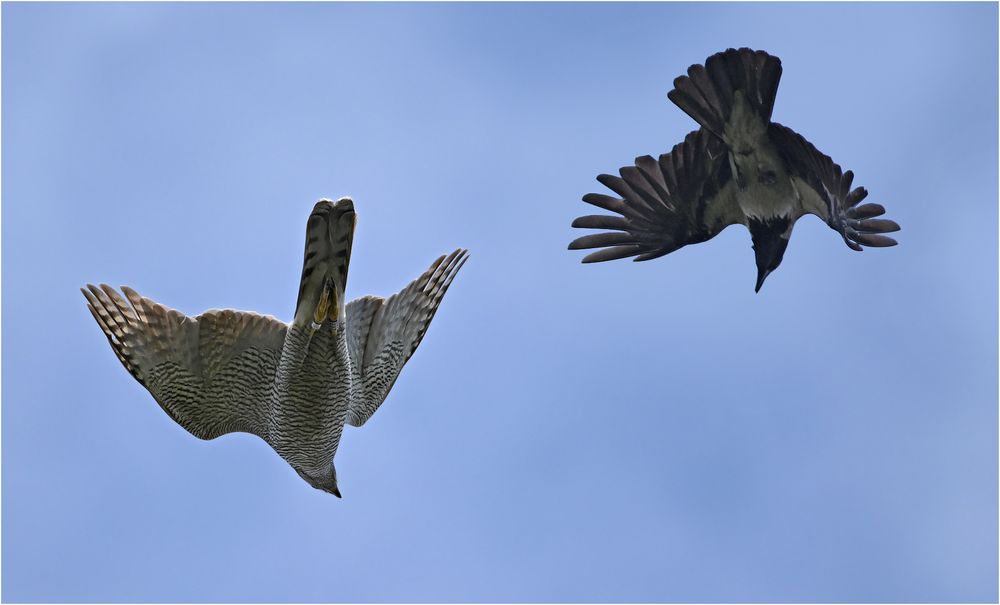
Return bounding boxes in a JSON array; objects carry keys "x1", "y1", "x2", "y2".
[
  {"x1": 769, "y1": 122, "x2": 900, "y2": 251},
  {"x1": 344, "y1": 249, "x2": 468, "y2": 428},
  {"x1": 83, "y1": 284, "x2": 287, "y2": 441},
  {"x1": 570, "y1": 128, "x2": 744, "y2": 263}
]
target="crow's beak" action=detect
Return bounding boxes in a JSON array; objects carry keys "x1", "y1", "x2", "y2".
[{"x1": 754, "y1": 267, "x2": 770, "y2": 293}]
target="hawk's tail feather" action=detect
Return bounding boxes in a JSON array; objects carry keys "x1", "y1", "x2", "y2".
[
  {"x1": 294, "y1": 198, "x2": 355, "y2": 326},
  {"x1": 668, "y1": 48, "x2": 782, "y2": 138}
]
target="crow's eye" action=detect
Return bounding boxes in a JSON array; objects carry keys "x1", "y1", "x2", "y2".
[{"x1": 758, "y1": 170, "x2": 778, "y2": 185}]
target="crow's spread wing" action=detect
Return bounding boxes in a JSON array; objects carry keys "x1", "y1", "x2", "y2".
[
  {"x1": 570, "y1": 128, "x2": 744, "y2": 263},
  {"x1": 769, "y1": 123, "x2": 900, "y2": 251}
]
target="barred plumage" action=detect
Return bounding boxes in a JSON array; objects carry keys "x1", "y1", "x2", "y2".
[{"x1": 84, "y1": 198, "x2": 469, "y2": 497}]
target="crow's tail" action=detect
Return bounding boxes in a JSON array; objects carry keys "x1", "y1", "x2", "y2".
[{"x1": 667, "y1": 48, "x2": 782, "y2": 139}]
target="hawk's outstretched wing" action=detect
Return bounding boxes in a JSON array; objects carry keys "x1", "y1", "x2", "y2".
[
  {"x1": 344, "y1": 249, "x2": 468, "y2": 428},
  {"x1": 569, "y1": 128, "x2": 744, "y2": 263},
  {"x1": 82, "y1": 284, "x2": 287, "y2": 441},
  {"x1": 768, "y1": 122, "x2": 901, "y2": 251}
]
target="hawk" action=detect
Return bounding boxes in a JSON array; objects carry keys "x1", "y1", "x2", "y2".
[
  {"x1": 83, "y1": 198, "x2": 468, "y2": 497},
  {"x1": 569, "y1": 48, "x2": 900, "y2": 291}
]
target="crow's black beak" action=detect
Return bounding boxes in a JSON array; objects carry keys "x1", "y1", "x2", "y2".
[
  {"x1": 749, "y1": 218, "x2": 791, "y2": 293},
  {"x1": 755, "y1": 267, "x2": 770, "y2": 293}
]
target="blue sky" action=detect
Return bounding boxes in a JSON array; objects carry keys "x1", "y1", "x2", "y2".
[{"x1": 3, "y1": 2, "x2": 996, "y2": 602}]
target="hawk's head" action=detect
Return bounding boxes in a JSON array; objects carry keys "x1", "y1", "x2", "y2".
[{"x1": 296, "y1": 464, "x2": 341, "y2": 498}]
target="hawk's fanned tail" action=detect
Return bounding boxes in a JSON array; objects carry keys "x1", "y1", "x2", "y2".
[{"x1": 294, "y1": 198, "x2": 356, "y2": 327}]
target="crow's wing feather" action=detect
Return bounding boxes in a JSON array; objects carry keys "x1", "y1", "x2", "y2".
[
  {"x1": 570, "y1": 128, "x2": 744, "y2": 263},
  {"x1": 769, "y1": 123, "x2": 900, "y2": 251}
]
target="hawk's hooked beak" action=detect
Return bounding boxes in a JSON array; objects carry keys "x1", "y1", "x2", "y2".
[{"x1": 295, "y1": 467, "x2": 342, "y2": 498}]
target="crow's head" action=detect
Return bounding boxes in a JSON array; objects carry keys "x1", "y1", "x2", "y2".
[{"x1": 749, "y1": 216, "x2": 793, "y2": 292}]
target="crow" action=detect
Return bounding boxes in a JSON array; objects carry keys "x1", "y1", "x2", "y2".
[{"x1": 569, "y1": 48, "x2": 900, "y2": 292}]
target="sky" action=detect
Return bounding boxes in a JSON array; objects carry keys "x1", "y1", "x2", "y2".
[{"x1": 2, "y1": 2, "x2": 997, "y2": 603}]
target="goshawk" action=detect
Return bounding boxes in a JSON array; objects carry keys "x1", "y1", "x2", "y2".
[{"x1": 83, "y1": 198, "x2": 468, "y2": 497}]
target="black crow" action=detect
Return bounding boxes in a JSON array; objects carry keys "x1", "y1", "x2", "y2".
[{"x1": 569, "y1": 48, "x2": 900, "y2": 292}]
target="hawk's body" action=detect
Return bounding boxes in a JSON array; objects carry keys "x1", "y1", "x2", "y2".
[
  {"x1": 84, "y1": 198, "x2": 468, "y2": 497},
  {"x1": 570, "y1": 48, "x2": 900, "y2": 291}
]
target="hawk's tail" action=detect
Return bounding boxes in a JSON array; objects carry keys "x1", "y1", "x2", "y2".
[
  {"x1": 667, "y1": 48, "x2": 782, "y2": 139},
  {"x1": 293, "y1": 198, "x2": 356, "y2": 327}
]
